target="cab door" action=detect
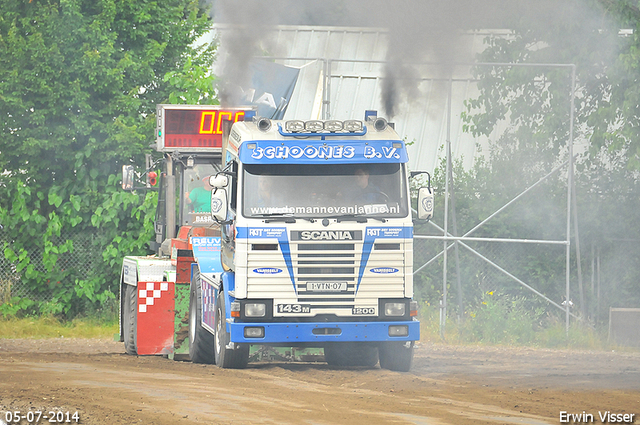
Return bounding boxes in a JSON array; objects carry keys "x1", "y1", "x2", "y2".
[{"x1": 220, "y1": 160, "x2": 238, "y2": 270}]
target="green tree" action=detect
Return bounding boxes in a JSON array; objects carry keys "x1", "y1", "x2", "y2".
[
  {"x1": 464, "y1": 0, "x2": 640, "y2": 173},
  {"x1": 0, "y1": 0, "x2": 215, "y2": 317},
  {"x1": 458, "y1": 0, "x2": 640, "y2": 323}
]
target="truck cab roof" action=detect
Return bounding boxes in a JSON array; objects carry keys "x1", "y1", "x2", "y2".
[{"x1": 228, "y1": 117, "x2": 409, "y2": 165}]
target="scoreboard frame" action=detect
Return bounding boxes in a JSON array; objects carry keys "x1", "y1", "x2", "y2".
[{"x1": 156, "y1": 104, "x2": 255, "y2": 152}]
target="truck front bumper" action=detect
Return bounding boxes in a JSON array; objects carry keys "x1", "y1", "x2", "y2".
[{"x1": 228, "y1": 320, "x2": 420, "y2": 344}]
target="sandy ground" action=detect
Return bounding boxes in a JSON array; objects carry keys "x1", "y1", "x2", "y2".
[{"x1": 0, "y1": 338, "x2": 639, "y2": 424}]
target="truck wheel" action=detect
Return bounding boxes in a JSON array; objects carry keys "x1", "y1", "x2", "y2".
[
  {"x1": 214, "y1": 291, "x2": 249, "y2": 369},
  {"x1": 324, "y1": 342, "x2": 379, "y2": 367},
  {"x1": 122, "y1": 283, "x2": 137, "y2": 355},
  {"x1": 378, "y1": 341, "x2": 414, "y2": 372},
  {"x1": 189, "y1": 270, "x2": 215, "y2": 364}
]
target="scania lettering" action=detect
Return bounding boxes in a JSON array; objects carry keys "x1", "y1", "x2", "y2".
[{"x1": 298, "y1": 231, "x2": 356, "y2": 240}]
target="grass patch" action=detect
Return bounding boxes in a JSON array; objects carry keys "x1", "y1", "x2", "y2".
[
  {"x1": 0, "y1": 316, "x2": 118, "y2": 339},
  {"x1": 419, "y1": 295, "x2": 608, "y2": 350}
]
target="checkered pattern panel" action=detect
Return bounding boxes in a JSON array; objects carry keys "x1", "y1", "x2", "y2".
[
  {"x1": 202, "y1": 282, "x2": 213, "y2": 312},
  {"x1": 138, "y1": 281, "x2": 169, "y2": 313},
  {"x1": 202, "y1": 280, "x2": 216, "y2": 326}
]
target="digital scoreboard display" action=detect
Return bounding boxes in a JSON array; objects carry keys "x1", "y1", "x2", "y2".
[{"x1": 157, "y1": 105, "x2": 253, "y2": 151}]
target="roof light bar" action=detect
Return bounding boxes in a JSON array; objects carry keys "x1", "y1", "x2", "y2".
[
  {"x1": 305, "y1": 120, "x2": 324, "y2": 132},
  {"x1": 285, "y1": 120, "x2": 305, "y2": 133},
  {"x1": 324, "y1": 120, "x2": 343, "y2": 132},
  {"x1": 278, "y1": 120, "x2": 367, "y2": 137},
  {"x1": 343, "y1": 120, "x2": 363, "y2": 132}
]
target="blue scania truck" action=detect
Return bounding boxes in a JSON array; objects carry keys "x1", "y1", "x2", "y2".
[{"x1": 189, "y1": 112, "x2": 434, "y2": 371}]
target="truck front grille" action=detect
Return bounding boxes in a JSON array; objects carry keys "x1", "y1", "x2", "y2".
[
  {"x1": 244, "y1": 229, "x2": 408, "y2": 317},
  {"x1": 293, "y1": 242, "x2": 356, "y2": 306}
]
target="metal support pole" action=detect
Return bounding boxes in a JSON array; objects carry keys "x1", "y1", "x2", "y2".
[
  {"x1": 321, "y1": 60, "x2": 327, "y2": 120},
  {"x1": 597, "y1": 246, "x2": 601, "y2": 325},
  {"x1": 441, "y1": 80, "x2": 452, "y2": 339},
  {"x1": 323, "y1": 60, "x2": 332, "y2": 120},
  {"x1": 445, "y1": 78, "x2": 464, "y2": 322},
  {"x1": 565, "y1": 65, "x2": 576, "y2": 337},
  {"x1": 165, "y1": 154, "x2": 176, "y2": 240},
  {"x1": 573, "y1": 179, "x2": 586, "y2": 319}
]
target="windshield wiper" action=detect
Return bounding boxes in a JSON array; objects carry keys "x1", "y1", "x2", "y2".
[
  {"x1": 256, "y1": 213, "x2": 297, "y2": 223},
  {"x1": 326, "y1": 214, "x2": 386, "y2": 223},
  {"x1": 334, "y1": 214, "x2": 367, "y2": 223}
]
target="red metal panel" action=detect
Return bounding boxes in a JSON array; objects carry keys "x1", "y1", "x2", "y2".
[
  {"x1": 171, "y1": 238, "x2": 190, "y2": 250},
  {"x1": 176, "y1": 254, "x2": 195, "y2": 284},
  {"x1": 177, "y1": 226, "x2": 192, "y2": 240},
  {"x1": 136, "y1": 281, "x2": 175, "y2": 355}
]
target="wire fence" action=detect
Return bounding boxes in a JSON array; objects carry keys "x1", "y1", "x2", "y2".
[
  {"x1": 0, "y1": 230, "x2": 103, "y2": 304},
  {"x1": 412, "y1": 232, "x2": 640, "y2": 328},
  {"x1": 1, "y1": 220, "x2": 638, "y2": 333}
]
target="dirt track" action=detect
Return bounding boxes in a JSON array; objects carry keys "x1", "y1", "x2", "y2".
[{"x1": 0, "y1": 339, "x2": 639, "y2": 425}]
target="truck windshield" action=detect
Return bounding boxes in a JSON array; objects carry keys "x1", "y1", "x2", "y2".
[
  {"x1": 181, "y1": 162, "x2": 220, "y2": 226},
  {"x1": 242, "y1": 163, "x2": 408, "y2": 219}
]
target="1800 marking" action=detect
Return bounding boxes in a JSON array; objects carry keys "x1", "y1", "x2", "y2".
[{"x1": 277, "y1": 304, "x2": 311, "y2": 314}]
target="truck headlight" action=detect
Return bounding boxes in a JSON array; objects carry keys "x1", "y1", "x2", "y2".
[
  {"x1": 384, "y1": 302, "x2": 406, "y2": 317},
  {"x1": 244, "y1": 303, "x2": 266, "y2": 317},
  {"x1": 388, "y1": 325, "x2": 409, "y2": 337},
  {"x1": 244, "y1": 327, "x2": 265, "y2": 338}
]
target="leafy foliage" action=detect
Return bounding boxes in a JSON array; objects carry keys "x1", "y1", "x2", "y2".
[
  {"x1": 0, "y1": 0, "x2": 214, "y2": 317},
  {"x1": 414, "y1": 0, "x2": 640, "y2": 328},
  {"x1": 464, "y1": 0, "x2": 640, "y2": 173}
]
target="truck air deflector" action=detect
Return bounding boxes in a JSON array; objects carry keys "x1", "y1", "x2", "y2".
[
  {"x1": 228, "y1": 320, "x2": 420, "y2": 343},
  {"x1": 236, "y1": 226, "x2": 297, "y2": 294},
  {"x1": 239, "y1": 139, "x2": 409, "y2": 164},
  {"x1": 357, "y1": 227, "x2": 413, "y2": 292}
]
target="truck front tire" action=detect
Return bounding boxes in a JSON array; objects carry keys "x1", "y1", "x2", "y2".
[
  {"x1": 122, "y1": 282, "x2": 137, "y2": 355},
  {"x1": 378, "y1": 341, "x2": 414, "y2": 372},
  {"x1": 189, "y1": 270, "x2": 215, "y2": 364},
  {"x1": 214, "y1": 291, "x2": 249, "y2": 369}
]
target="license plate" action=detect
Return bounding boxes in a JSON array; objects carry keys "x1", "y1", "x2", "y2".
[{"x1": 307, "y1": 282, "x2": 348, "y2": 292}]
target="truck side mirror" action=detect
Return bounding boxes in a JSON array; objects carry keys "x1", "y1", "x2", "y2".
[
  {"x1": 209, "y1": 174, "x2": 229, "y2": 188},
  {"x1": 122, "y1": 165, "x2": 134, "y2": 190},
  {"x1": 417, "y1": 187, "x2": 434, "y2": 221},
  {"x1": 211, "y1": 188, "x2": 229, "y2": 223}
]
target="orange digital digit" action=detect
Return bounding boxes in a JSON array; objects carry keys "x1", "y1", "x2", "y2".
[
  {"x1": 234, "y1": 111, "x2": 245, "y2": 122},
  {"x1": 216, "y1": 112, "x2": 233, "y2": 134},
  {"x1": 199, "y1": 111, "x2": 216, "y2": 134}
]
